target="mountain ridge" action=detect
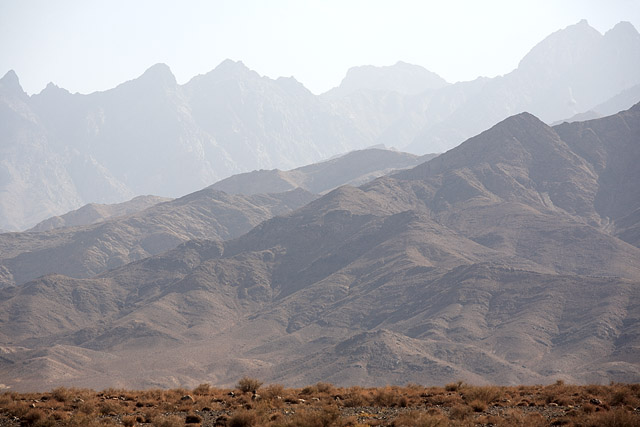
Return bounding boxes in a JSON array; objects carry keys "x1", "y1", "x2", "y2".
[
  {"x1": 2, "y1": 20, "x2": 640, "y2": 231},
  {"x1": 1, "y1": 105, "x2": 638, "y2": 390}
]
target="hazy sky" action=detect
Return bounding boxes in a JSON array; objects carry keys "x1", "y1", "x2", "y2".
[{"x1": 1, "y1": 0, "x2": 638, "y2": 95}]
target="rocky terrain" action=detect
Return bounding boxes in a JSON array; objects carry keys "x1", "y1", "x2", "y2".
[
  {"x1": 28, "y1": 195, "x2": 171, "y2": 232},
  {"x1": 0, "y1": 382, "x2": 638, "y2": 426},
  {"x1": 0, "y1": 104, "x2": 638, "y2": 391},
  {"x1": 0, "y1": 147, "x2": 426, "y2": 289},
  {"x1": 2, "y1": 20, "x2": 638, "y2": 231}
]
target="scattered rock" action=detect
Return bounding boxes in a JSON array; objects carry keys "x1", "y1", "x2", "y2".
[
  {"x1": 181, "y1": 395, "x2": 194, "y2": 402},
  {"x1": 590, "y1": 398, "x2": 602, "y2": 405}
]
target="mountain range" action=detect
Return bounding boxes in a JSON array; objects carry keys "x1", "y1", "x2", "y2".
[
  {"x1": 0, "y1": 147, "x2": 430, "y2": 289},
  {"x1": 1, "y1": 20, "x2": 639, "y2": 231},
  {"x1": 1, "y1": 103, "x2": 638, "y2": 391}
]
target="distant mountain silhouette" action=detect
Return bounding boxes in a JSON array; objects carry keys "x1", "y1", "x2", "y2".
[
  {"x1": 322, "y1": 61, "x2": 448, "y2": 98},
  {"x1": 1, "y1": 104, "x2": 638, "y2": 390},
  {"x1": 211, "y1": 148, "x2": 438, "y2": 195},
  {"x1": 28, "y1": 195, "x2": 171, "y2": 232},
  {"x1": 403, "y1": 20, "x2": 640, "y2": 153},
  {"x1": 0, "y1": 62, "x2": 371, "y2": 230}
]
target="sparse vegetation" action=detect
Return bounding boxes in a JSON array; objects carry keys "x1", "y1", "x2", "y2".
[
  {"x1": 236, "y1": 376, "x2": 263, "y2": 394},
  {"x1": 0, "y1": 382, "x2": 638, "y2": 426}
]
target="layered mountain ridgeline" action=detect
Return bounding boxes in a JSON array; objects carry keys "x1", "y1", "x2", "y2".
[
  {"x1": 2, "y1": 20, "x2": 639, "y2": 231},
  {"x1": 0, "y1": 61, "x2": 370, "y2": 231},
  {"x1": 0, "y1": 188, "x2": 315, "y2": 288},
  {"x1": 211, "y1": 148, "x2": 438, "y2": 195},
  {"x1": 1, "y1": 105, "x2": 638, "y2": 391},
  {"x1": 0, "y1": 147, "x2": 429, "y2": 288},
  {"x1": 28, "y1": 195, "x2": 171, "y2": 232},
  {"x1": 400, "y1": 20, "x2": 640, "y2": 153}
]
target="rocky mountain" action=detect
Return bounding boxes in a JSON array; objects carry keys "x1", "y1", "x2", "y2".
[
  {"x1": 0, "y1": 61, "x2": 371, "y2": 231},
  {"x1": 404, "y1": 20, "x2": 640, "y2": 153},
  {"x1": 2, "y1": 21, "x2": 638, "y2": 232},
  {"x1": 0, "y1": 188, "x2": 315, "y2": 289},
  {"x1": 28, "y1": 195, "x2": 171, "y2": 232},
  {"x1": 1, "y1": 104, "x2": 638, "y2": 391},
  {"x1": 0, "y1": 146, "x2": 433, "y2": 288},
  {"x1": 211, "y1": 148, "x2": 438, "y2": 195}
]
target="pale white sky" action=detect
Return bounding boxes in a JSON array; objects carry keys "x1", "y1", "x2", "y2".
[{"x1": 1, "y1": 0, "x2": 638, "y2": 95}]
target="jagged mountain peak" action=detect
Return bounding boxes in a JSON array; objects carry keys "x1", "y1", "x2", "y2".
[
  {"x1": 517, "y1": 19, "x2": 602, "y2": 72},
  {"x1": 37, "y1": 82, "x2": 71, "y2": 97},
  {"x1": 210, "y1": 59, "x2": 257, "y2": 79},
  {"x1": 138, "y1": 62, "x2": 176, "y2": 86},
  {"x1": 0, "y1": 69, "x2": 25, "y2": 95},
  {"x1": 184, "y1": 59, "x2": 261, "y2": 90}
]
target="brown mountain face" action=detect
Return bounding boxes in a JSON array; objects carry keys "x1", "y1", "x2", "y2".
[
  {"x1": 0, "y1": 188, "x2": 315, "y2": 288},
  {"x1": 28, "y1": 195, "x2": 172, "y2": 232},
  {"x1": 0, "y1": 106, "x2": 639, "y2": 391}
]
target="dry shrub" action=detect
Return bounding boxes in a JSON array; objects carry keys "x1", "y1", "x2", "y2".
[
  {"x1": 463, "y1": 385, "x2": 502, "y2": 405},
  {"x1": 152, "y1": 415, "x2": 184, "y2": 427},
  {"x1": 586, "y1": 407, "x2": 638, "y2": 427},
  {"x1": 392, "y1": 410, "x2": 448, "y2": 427},
  {"x1": 316, "y1": 382, "x2": 335, "y2": 394},
  {"x1": 20, "y1": 408, "x2": 45, "y2": 426},
  {"x1": 444, "y1": 381, "x2": 464, "y2": 392},
  {"x1": 449, "y1": 404, "x2": 472, "y2": 420},
  {"x1": 284, "y1": 407, "x2": 340, "y2": 427},
  {"x1": 373, "y1": 386, "x2": 399, "y2": 407},
  {"x1": 228, "y1": 410, "x2": 258, "y2": 427},
  {"x1": 342, "y1": 386, "x2": 368, "y2": 407},
  {"x1": 300, "y1": 385, "x2": 318, "y2": 396},
  {"x1": 237, "y1": 377, "x2": 263, "y2": 393},
  {"x1": 51, "y1": 387, "x2": 71, "y2": 402},
  {"x1": 263, "y1": 384, "x2": 285, "y2": 400},
  {"x1": 122, "y1": 415, "x2": 137, "y2": 427},
  {"x1": 497, "y1": 409, "x2": 546, "y2": 427},
  {"x1": 429, "y1": 392, "x2": 463, "y2": 407},
  {"x1": 608, "y1": 385, "x2": 638, "y2": 407},
  {"x1": 193, "y1": 383, "x2": 211, "y2": 395},
  {"x1": 469, "y1": 399, "x2": 487, "y2": 412},
  {"x1": 98, "y1": 400, "x2": 121, "y2": 416}
]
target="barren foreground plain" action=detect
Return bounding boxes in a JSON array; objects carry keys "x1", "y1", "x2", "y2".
[{"x1": 1, "y1": 381, "x2": 639, "y2": 426}]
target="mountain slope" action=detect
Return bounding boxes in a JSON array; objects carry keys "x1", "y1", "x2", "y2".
[
  {"x1": 28, "y1": 195, "x2": 171, "y2": 232},
  {"x1": 1, "y1": 105, "x2": 638, "y2": 390},
  {"x1": 0, "y1": 188, "x2": 315, "y2": 288},
  {"x1": 211, "y1": 148, "x2": 438, "y2": 195}
]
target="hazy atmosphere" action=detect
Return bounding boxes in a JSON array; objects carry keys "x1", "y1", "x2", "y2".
[
  {"x1": 2, "y1": 1, "x2": 640, "y2": 425},
  {"x1": 1, "y1": 0, "x2": 638, "y2": 95}
]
